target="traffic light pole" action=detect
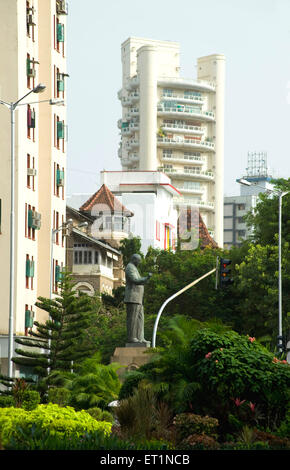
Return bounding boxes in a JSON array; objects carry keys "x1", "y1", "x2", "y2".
[
  {"x1": 215, "y1": 256, "x2": 219, "y2": 290},
  {"x1": 152, "y1": 267, "x2": 217, "y2": 348}
]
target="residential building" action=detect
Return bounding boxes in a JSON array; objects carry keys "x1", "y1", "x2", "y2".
[
  {"x1": 66, "y1": 205, "x2": 124, "y2": 297},
  {"x1": 100, "y1": 171, "x2": 179, "y2": 254},
  {"x1": 0, "y1": 0, "x2": 68, "y2": 376},
  {"x1": 224, "y1": 152, "x2": 274, "y2": 248},
  {"x1": 117, "y1": 37, "x2": 225, "y2": 247}
]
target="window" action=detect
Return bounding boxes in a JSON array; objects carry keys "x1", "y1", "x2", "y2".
[
  {"x1": 183, "y1": 181, "x2": 201, "y2": 190},
  {"x1": 25, "y1": 254, "x2": 35, "y2": 289},
  {"x1": 237, "y1": 204, "x2": 246, "y2": 211},
  {"x1": 27, "y1": 154, "x2": 35, "y2": 189},
  {"x1": 27, "y1": 105, "x2": 35, "y2": 140},
  {"x1": 25, "y1": 305, "x2": 34, "y2": 336},
  {"x1": 156, "y1": 220, "x2": 160, "y2": 241},
  {"x1": 55, "y1": 115, "x2": 65, "y2": 150}
]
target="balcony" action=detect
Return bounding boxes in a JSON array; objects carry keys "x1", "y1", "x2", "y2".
[
  {"x1": 128, "y1": 107, "x2": 139, "y2": 117},
  {"x1": 161, "y1": 122, "x2": 206, "y2": 135},
  {"x1": 157, "y1": 136, "x2": 215, "y2": 152},
  {"x1": 121, "y1": 126, "x2": 134, "y2": 136},
  {"x1": 126, "y1": 76, "x2": 139, "y2": 91},
  {"x1": 158, "y1": 77, "x2": 215, "y2": 92},
  {"x1": 157, "y1": 104, "x2": 215, "y2": 122},
  {"x1": 161, "y1": 153, "x2": 206, "y2": 165},
  {"x1": 173, "y1": 196, "x2": 215, "y2": 211},
  {"x1": 128, "y1": 153, "x2": 139, "y2": 163},
  {"x1": 162, "y1": 167, "x2": 214, "y2": 181},
  {"x1": 125, "y1": 139, "x2": 139, "y2": 150},
  {"x1": 129, "y1": 122, "x2": 139, "y2": 131},
  {"x1": 162, "y1": 93, "x2": 205, "y2": 105},
  {"x1": 129, "y1": 92, "x2": 139, "y2": 103}
]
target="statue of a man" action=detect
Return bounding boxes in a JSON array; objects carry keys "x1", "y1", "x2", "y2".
[{"x1": 124, "y1": 253, "x2": 152, "y2": 346}]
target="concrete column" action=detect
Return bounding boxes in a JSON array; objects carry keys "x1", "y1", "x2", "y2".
[
  {"x1": 137, "y1": 45, "x2": 158, "y2": 171},
  {"x1": 197, "y1": 54, "x2": 225, "y2": 248}
]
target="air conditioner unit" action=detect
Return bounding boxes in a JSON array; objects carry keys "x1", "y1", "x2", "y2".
[
  {"x1": 31, "y1": 211, "x2": 41, "y2": 229},
  {"x1": 27, "y1": 168, "x2": 37, "y2": 176},
  {"x1": 56, "y1": 0, "x2": 68, "y2": 15}
]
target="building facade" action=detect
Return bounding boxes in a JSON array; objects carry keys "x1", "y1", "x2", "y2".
[
  {"x1": 100, "y1": 171, "x2": 179, "y2": 254},
  {"x1": 0, "y1": 0, "x2": 68, "y2": 375},
  {"x1": 224, "y1": 152, "x2": 274, "y2": 249},
  {"x1": 66, "y1": 206, "x2": 124, "y2": 297},
  {"x1": 117, "y1": 37, "x2": 225, "y2": 247}
]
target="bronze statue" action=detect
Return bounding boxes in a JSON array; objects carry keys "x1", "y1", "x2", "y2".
[{"x1": 124, "y1": 254, "x2": 152, "y2": 346}]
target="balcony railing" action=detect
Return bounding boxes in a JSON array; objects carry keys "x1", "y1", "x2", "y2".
[
  {"x1": 161, "y1": 122, "x2": 206, "y2": 134},
  {"x1": 162, "y1": 93, "x2": 204, "y2": 104},
  {"x1": 162, "y1": 153, "x2": 206, "y2": 164},
  {"x1": 157, "y1": 104, "x2": 215, "y2": 121},
  {"x1": 161, "y1": 167, "x2": 214, "y2": 180},
  {"x1": 157, "y1": 136, "x2": 215, "y2": 151},
  {"x1": 173, "y1": 196, "x2": 215, "y2": 210}
]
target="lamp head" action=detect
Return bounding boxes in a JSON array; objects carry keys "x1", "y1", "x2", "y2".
[
  {"x1": 33, "y1": 83, "x2": 46, "y2": 94},
  {"x1": 236, "y1": 178, "x2": 252, "y2": 186}
]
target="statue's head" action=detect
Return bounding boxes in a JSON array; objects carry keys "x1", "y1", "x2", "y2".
[{"x1": 130, "y1": 253, "x2": 142, "y2": 266}]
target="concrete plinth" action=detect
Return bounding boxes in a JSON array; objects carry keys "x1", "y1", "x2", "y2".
[{"x1": 111, "y1": 346, "x2": 152, "y2": 379}]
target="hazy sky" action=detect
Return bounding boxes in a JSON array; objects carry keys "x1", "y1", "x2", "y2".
[{"x1": 66, "y1": 0, "x2": 290, "y2": 198}]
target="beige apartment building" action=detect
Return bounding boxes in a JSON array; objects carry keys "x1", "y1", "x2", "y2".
[
  {"x1": 0, "y1": 0, "x2": 68, "y2": 376},
  {"x1": 118, "y1": 37, "x2": 225, "y2": 247}
]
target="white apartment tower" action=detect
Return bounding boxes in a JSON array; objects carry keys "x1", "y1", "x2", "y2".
[
  {"x1": 0, "y1": 0, "x2": 68, "y2": 376},
  {"x1": 118, "y1": 37, "x2": 225, "y2": 246}
]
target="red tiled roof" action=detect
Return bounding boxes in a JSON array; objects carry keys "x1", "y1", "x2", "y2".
[
  {"x1": 79, "y1": 184, "x2": 134, "y2": 216},
  {"x1": 178, "y1": 208, "x2": 218, "y2": 249}
]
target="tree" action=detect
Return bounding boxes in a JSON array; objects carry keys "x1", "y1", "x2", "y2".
[
  {"x1": 244, "y1": 178, "x2": 290, "y2": 245},
  {"x1": 12, "y1": 272, "x2": 95, "y2": 393},
  {"x1": 119, "y1": 236, "x2": 143, "y2": 268}
]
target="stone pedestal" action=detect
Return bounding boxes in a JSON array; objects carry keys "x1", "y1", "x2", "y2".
[{"x1": 111, "y1": 345, "x2": 151, "y2": 379}]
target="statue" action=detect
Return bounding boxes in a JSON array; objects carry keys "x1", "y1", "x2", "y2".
[{"x1": 124, "y1": 254, "x2": 152, "y2": 347}]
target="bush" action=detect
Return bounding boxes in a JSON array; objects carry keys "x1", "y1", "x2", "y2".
[
  {"x1": 47, "y1": 387, "x2": 71, "y2": 407},
  {"x1": 118, "y1": 370, "x2": 146, "y2": 400},
  {"x1": 86, "y1": 407, "x2": 114, "y2": 424},
  {"x1": 173, "y1": 413, "x2": 219, "y2": 441},
  {"x1": 22, "y1": 390, "x2": 40, "y2": 411},
  {"x1": 0, "y1": 404, "x2": 112, "y2": 449},
  {"x1": 180, "y1": 433, "x2": 220, "y2": 450},
  {"x1": 0, "y1": 396, "x2": 14, "y2": 408}
]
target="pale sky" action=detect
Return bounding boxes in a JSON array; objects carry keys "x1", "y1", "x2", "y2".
[{"x1": 66, "y1": 0, "x2": 290, "y2": 198}]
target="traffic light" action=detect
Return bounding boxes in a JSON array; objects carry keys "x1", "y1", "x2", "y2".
[{"x1": 219, "y1": 258, "x2": 233, "y2": 289}]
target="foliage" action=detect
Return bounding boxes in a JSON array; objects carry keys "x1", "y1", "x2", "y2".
[
  {"x1": 47, "y1": 387, "x2": 71, "y2": 407},
  {"x1": 115, "y1": 381, "x2": 174, "y2": 444},
  {"x1": 173, "y1": 413, "x2": 219, "y2": 440},
  {"x1": 86, "y1": 407, "x2": 114, "y2": 424},
  {"x1": 244, "y1": 178, "x2": 290, "y2": 246},
  {"x1": 119, "y1": 236, "x2": 143, "y2": 268},
  {"x1": 121, "y1": 317, "x2": 290, "y2": 437},
  {"x1": 234, "y1": 242, "x2": 290, "y2": 344},
  {"x1": 0, "y1": 404, "x2": 112, "y2": 449},
  {"x1": 179, "y1": 433, "x2": 220, "y2": 450},
  {"x1": 68, "y1": 356, "x2": 122, "y2": 410},
  {"x1": 0, "y1": 396, "x2": 14, "y2": 408},
  {"x1": 12, "y1": 271, "x2": 95, "y2": 393},
  {"x1": 21, "y1": 390, "x2": 40, "y2": 411}
]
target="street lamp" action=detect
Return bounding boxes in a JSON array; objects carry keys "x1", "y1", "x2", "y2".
[
  {"x1": 0, "y1": 84, "x2": 66, "y2": 379},
  {"x1": 236, "y1": 178, "x2": 289, "y2": 352}
]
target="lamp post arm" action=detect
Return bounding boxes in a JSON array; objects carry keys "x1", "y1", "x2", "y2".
[{"x1": 152, "y1": 267, "x2": 216, "y2": 348}]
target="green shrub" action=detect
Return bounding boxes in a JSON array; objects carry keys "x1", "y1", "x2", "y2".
[
  {"x1": 0, "y1": 396, "x2": 14, "y2": 408},
  {"x1": 86, "y1": 407, "x2": 114, "y2": 424},
  {"x1": 179, "y1": 433, "x2": 220, "y2": 450},
  {"x1": 118, "y1": 370, "x2": 146, "y2": 400},
  {"x1": 22, "y1": 390, "x2": 40, "y2": 411},
  {"x1": 0, "y1": 404, "x2": 112, "y2": 449},
  {"x1": 47, "y1": 387, "x2": 71, "y2": 407},
  {"x1": 173, "y1": 413, "x2": 219, "y2": 441}
]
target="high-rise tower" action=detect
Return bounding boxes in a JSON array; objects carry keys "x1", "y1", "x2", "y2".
[{"x1": 117, "y1": 37, "x2": 225, "y2": 247}]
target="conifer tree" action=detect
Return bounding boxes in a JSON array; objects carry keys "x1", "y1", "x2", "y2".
[{"x1": 12, "y1": 271, "x2": 95, "y2": 392}]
